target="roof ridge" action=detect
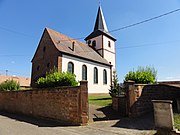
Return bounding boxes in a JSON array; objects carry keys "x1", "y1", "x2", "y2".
[
  {"x1": 45, "y1": 27, "x2": 81, "y2": 43},
  {"x1": 45, "y1": 27, "x2": 111, "y2": 66}
]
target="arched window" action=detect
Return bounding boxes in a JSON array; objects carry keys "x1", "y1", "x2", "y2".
[
  {"x1": 82, "y1": 65, "x2": 87, "y2": 80},
  {"x1": 92, "y1": 40, "x2": 96, "y2": 48},
  {"x1": 103, "y1": 69, "x2": 107, "y2": 84},
  {"x1": 94, "y1": 67, "x2": 98, "y2": 84},
  {"x1": 68, "y1": 62, "x2": 74, "y2": 74},
  {"x1": 108, "y1": 41, "x2": 111, "y2": 48}
]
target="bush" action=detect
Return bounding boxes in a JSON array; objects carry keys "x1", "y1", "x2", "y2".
[
  {"x1": 0, "y1": 80, "x2": 20, "y2": 91},
  {"x1": 36, "y1": 71, "x2": 79, "y2": 88},
  {"x1": 124, "y1": 66, "x2": 157, "y2": 84}
]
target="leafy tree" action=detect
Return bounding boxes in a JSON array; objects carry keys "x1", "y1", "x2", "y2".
[{"x1": 124, "y1": 66, "x2": 157, "y2": 84}]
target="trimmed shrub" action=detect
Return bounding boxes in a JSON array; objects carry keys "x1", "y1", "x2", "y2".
[
  {"x1": 125, "y1": 66, "x2": 157, "y2": 84},
  {"x1": 0, "y1": 80, "x2": 20, "y2": 91},
  {"x1": 36, "y1": 71, "x2": 79, "y2": 88}
]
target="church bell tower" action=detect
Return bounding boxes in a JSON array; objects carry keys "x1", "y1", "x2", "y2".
[{"x1": 85, "y1": 6, "x2": 116, "y2": 71}]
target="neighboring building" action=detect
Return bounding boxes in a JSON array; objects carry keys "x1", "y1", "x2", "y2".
[
  {"x1": 0, "y1": 75, "x2": 30, "y2": 87},
  {"x1": 31, "y1": 6, "x2": 116, "y2": 93}
]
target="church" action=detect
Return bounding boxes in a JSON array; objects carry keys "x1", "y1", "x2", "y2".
[{"x1": 31, "y1": 6, "x2": 116, "y2": 93}]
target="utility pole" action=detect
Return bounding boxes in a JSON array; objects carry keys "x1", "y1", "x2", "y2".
[{"x1": 5, "y1": 70, "x2": 8, "y2": 76}]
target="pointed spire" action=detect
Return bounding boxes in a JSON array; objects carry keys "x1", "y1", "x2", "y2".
[
  {"x1": 85, "y1": 5, "x2": 116, "y2": 41},
  {"x1": 94, "y1": 6, "x2": 108, "y2": 32}
]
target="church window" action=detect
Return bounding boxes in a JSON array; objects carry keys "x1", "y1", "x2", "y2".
[
  {"x1": 82, "y1": 65, "x2": 87, "y2": 80},
  {"x1": 108, "y1": 41, "x2": 111, "y2": 48},
  {"x1": 103, "y1": 69, "x2": 107, "y2": 84},
  {"x1": 68, "y1": 62, "x2": 74, "y2": 74},
  {"x1": 92, "y1": 40, "x2": 96, "y2": 47},
  {"x1": 94, "y1": 67, "x2": 98, "y2": 84}
]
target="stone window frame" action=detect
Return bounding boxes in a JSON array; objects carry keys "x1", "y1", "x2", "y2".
[
  {"x1": 82, "y1": 65, "x2": 87, "y2": 81},
  {"x1": 103, "y1": 69, "x2": 107, "y2": 85},
  {"x1": 67, "y1": 62, "x2": 74, "y2": 74},
  {"x1": 94, "y1": 67, "x2": 98, "y2": 84}
]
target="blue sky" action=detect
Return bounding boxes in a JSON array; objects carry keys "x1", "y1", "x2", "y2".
[{"x1": 0, "y1": 0, "x2": 180, "y2": 82}]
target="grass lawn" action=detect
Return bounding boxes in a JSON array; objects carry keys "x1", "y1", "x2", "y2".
[
  {"x1": 88, "y1": 94, "x2": 112, "y2": 106},
  {"x1": 174, "y1": 113, "x2": 180, "y2": 130}
]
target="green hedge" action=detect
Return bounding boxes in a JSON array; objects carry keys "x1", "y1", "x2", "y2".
[
  {"x1": 0, "y1": 80, "x2": 20, "y2": 91},
  {"x1": 125, "y1": 66, "x2": 157, "y2": 84},
  {"x1": 36, "y1": 71, "x2": 79, "y2": 88}
]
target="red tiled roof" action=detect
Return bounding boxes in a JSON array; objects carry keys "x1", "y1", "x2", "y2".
[{"x1": 46, "y1": 28, "x2": 111, "y2": 66}]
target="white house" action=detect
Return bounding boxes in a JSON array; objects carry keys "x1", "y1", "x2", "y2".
[{"x1": 31, "y1": 6, "x2": 116, "y2": 93}]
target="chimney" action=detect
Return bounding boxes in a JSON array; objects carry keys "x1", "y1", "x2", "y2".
[{"x1": 72, "y1": 42, "x2": 75, "y2": 51}]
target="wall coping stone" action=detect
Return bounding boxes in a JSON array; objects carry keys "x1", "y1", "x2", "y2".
[{"x1": 152, "y1": 100, "x2": 173, "y2": 104}]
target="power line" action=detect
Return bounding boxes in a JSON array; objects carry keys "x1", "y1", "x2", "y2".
[
  {"x1": 109, "y1": 8, "x2": 180, "y2": 33},
  {"x1": 0, "y1": 26, "x2": 36, "y2": 38},
  {"x1": 0, "y1": 39, "x2": 180, "y2": 57},
  {"x1": 116, "y1": 39, "x2": 180, "y2": 49},
  {"x1": 0, "y1": 8, "x2": 180, "y2": 40}
]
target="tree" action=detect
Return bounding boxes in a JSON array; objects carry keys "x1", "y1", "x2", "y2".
[
  {"x1": 109, "y1": 71, "x2": 119, "y2": 97},
  {"x1": 124, "y1": 66, "x2": 157, "y2": 84}
]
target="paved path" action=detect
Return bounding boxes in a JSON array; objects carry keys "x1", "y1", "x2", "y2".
[{"x1": 0, "y1": 112, "x2": 156, "y2": 135}]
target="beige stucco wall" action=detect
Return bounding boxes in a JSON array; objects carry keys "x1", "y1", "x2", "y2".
[
  {"x1": 103, "y1": 35, "x2": 116, "y2": 71},
  {"x1": 61, "y1": 54, "x2": 111, "y2": 93},
  {"x1": 87, "y1": 35, "x2": 116, "y2": 72}
]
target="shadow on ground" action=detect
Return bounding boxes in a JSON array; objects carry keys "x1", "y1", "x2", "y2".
[
  {"x1": 0, "y1": 111, "x2": 75, "y2": 127},
  {"x1": 90, "y1": 105, "x2": 155, "y2": 130},
  {"x1": 92, "y1": 105, "x2": 122, "y2": 121},
  {"x1": 112, "y1": 113, "x2": 155, "y2": 130}
]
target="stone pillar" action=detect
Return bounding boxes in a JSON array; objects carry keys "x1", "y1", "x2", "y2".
[
  {"x1": 124, "y1": 80, "x2": 135, "y2": 116},
  {"x1": 152, "y1": 100, "x2": 175, "y2": 135},
  {"x1": 79, "y1": 81, "x2": 88, "y2": 125}
]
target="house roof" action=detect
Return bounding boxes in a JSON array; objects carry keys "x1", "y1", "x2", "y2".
[
  {"x1": 85, "y1": 6, "x2": 116, "y2": 41},
  {"x1": 46, "y1": 28, "x2": 111, "y2": 66}
]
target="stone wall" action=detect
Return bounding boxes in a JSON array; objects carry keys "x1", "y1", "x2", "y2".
[
  {"x1": 126, "y1": 81, "x2": 180, "y2": 117},
  {"x1": 31, "y1": 28, "x2": 62, "y2": 87},
  {"x1": 112, "y1": 95, "x2": 127, "y2": 116},
  {"x1": 112, "y1": 81, "x2": 180, "y2": 117},
  {"x1": 0, "y1": 81, "x2": 88, "y2": 125}
]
